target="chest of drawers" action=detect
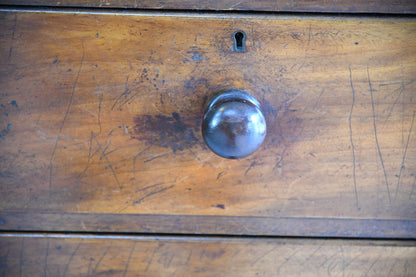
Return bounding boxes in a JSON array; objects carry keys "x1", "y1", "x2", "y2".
[{"x1": 1, "y1": 1, "x2": 415, "y2": 276}]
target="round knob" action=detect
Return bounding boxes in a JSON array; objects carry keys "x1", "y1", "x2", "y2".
[{"x1": 202, "y1": 89, "x2": 266, "y2": 159}]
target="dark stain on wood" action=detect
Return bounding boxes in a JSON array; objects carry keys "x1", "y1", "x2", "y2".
[
  {"x1": 131, "y1": 94, "x2": 302, "y2": 155},
  {"x1": 262, "y1": 98, "x2": 304, "y2": 149},
  {"x1": 0, "y1": 124, "x2": 12, "y2": 142},
  {"x1": 9, "y1": 101, "x2": 18, "y2": 108},
  {"x1": 132, "y1": 112, "x2": 202, "y2": 152},
  {"x1": 184, "y1": 77, "x2": 210, "y2": 91}
]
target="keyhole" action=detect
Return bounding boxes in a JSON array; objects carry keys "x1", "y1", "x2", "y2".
[{"x1": 233, "y1": 31, "x2": 246, "y2": 53}]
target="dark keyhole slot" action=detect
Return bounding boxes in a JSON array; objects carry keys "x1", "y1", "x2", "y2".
[
  {"x1": 233, "y1": 31, "x2": 246, "y2": 53},
  {"x1": 235, "y1": 32, "x2": 244, "y2": 47}
]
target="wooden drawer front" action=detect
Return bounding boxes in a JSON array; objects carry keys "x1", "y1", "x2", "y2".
[
  {"x1": 0, "y1": 10, "x2": 415, "y2": 237},
  {"x1": 2, "y1": 1, "x2": 416, "y2": 14},
  {"x1": 1, "y1": 234, "x2": 415, "y2": 276}
]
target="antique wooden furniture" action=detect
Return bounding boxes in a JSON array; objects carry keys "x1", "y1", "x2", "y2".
[{"x1": 1, "y1": 1, "x2": 416, "y2": 275}]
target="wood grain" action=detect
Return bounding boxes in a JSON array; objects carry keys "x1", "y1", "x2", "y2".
[
  {"x1": 1, "y1": 233, "x2": 415, "y2": 276},
  {"x1": 1, "y1": 0, "x2": 416, "y2": 14},
  {"x1": 1, "y1": 10, "x2": 416, "y2": 236}
]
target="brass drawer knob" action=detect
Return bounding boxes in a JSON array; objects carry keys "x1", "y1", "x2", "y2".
[{"x1": 202, "y1": 89, "x2": 266, "y2": 159}]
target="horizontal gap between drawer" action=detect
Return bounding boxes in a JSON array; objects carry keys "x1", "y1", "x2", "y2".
[
  {"x1": 1, "y1": 230, "x2": 416, "y2": 245},
  {"x1": 0, "y1": 5, "x2": 415, "y2": 19},
  {"x1": 1, "y1": 212, "x2": 415, "y2": 239}
]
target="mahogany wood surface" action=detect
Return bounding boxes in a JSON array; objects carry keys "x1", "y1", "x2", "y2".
[
  {"x1": 1, "y1": 234, "x2": 415, "y2": 276},
  {"x1": 1, "y1": 10, "x2": 416, "y2": 237},
  {"x1": 1, "y1": 0, "x2": 416, "y2": 14}
]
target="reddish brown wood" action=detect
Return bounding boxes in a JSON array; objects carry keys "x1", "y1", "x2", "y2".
[
  {"x1": 1, "y1": 0, "x2": 416, "y2": 14},
  {"x1": 1, "y1": 234, "x2": 415, "y2": 276},
  {"x1": 0, "y1": 10, "x2": 416, "y2": 237}
]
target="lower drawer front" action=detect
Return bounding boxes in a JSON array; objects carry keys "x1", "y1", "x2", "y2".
[
  {"x1": 1, "y1": 234, "x2": 415, "y2": 276},
  {"x1": 0, "y1": 10, "x2": 416, "y2": 237}
]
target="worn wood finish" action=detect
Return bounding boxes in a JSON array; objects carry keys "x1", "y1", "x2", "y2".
[
  {"x1": 1, "y1": 11, "x2": 416, "y2": 236},
  {"x1": 1, "y1": 234, "x2": 415, "y2": 276},
  {"x1": 2, "y1": 0, "x2": 416, "y2": 14}
]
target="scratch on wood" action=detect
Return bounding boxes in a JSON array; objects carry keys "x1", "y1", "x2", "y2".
[
  {"x1": 49, "y1": 41, "x2": 85, "y2": 196},
  {"x1": 188, "y1": 147, "x2": 215, "y2": 169},
  {"x1": 387, "y1": 259, "x2": 400, "y2": 277},
  {"x1": 93, "y1": 136, "x2": 122, "y2": 189},
  {"x1": 86, "y1": 131, "x2": 95, "y2": 163},
  {"x1": 145, "y1": 245, "x2": 159, "y2": 272},
  {"x1": 136, "y1": 183, "x2": 165, "y2": 192},
  {"x1": 87, "y1": 258, "x2": 93, "y2": 277},
  {"x1": 368, "y1": 66, "x2": 391, "y2": 204},
  {"x1": 342, "y1": 251, "x2": 363, "y2": 269},
  {"x1": 230, "y1": 1, "x2": 242, "y2": 8},
  {"x1": 348, "y1": 66, "x2": 359, "y2": 210},
  {"x1": 116, "y1": 68, "x2": 150, "y2": 109},
  {"x1": 382, "y1": 85, "x2": 404, "y2": 127},
  {"x1": 111, "y1": 75, "x2": 130, "y2": 110},
  {"x1": 133, "y1": 146, "x2": 151, "y2": 176},
  {"x1": 165, "y1": 253, "x2": 175, "y2": 268},
  {"x1": 250, "y1": 245, "x2": 279, "y2": 266},
  {"x1": 185, "y1": 250, "x2": 193, "y2": 265},
  {"x1": 44, "y1": 239, "x2": 49, "y2": 277},
  {"x1": 122, "y1": 243, "x2": 136, "y2": 277},
  {"x1": 403, "y1": 260, "x2": 410, "y2": 276},
  {"x1": 340, "y1": 245, "x2": 345, "y2": 277},
  {"x1": 124, "y1": 69, "x2": 153, "y2": 108},
  {"x1": 99, "y1": 141, "x2": 111, "y2": 161},
  {"x1": 319, "y1": 252, "x2": 338, "y2": 267},
  {"x1": 311, "y1": 89, "x2": 325, "y2": 112},
  {"x1": 91, "y1": 243, "x2": 112, "y2": 275},
  {"x1": 62, "y1": 243, "x2": 81, "y2": 277},
  {"x1": 244, "y1": 161, "x2": 256, "y2": 176},
  {"x1": 102, "y1": 147, "x2": 119, "y2": 157},
  {"x1": 105, "y1": 129, "x2": 114, "y2": 144},
  {"x1": 276, "y1": 249, "x2": 300, "y2": 272},
  {"x1": 1, "y1": 248, "x2": 10, "y2": 277},
  {"x1": 299, "y1": 245, "x2": 322, "y2": 266},
  {"x1": 327, "y1": 260, "x2": 337, "y2": 277},
  {"x1": 144, "y1": 152, "x2": 171, "y2": 163},
  {"x1": 119, "y1": 88, "x2": 142, "y2": 109},
  {"x1": 78, "y1": 131, "x2": 97, "y2": 179},
  {"x1": 19, "y1": 238, "x2": 24, "y2": 277},
  {"x1": 394, "y1": 111, "x2": 415, "y2": 201},
  {"x1": 409, "y1": 176, "x2": 416, "y2": 200},
  {"x1": 8, "y1": 14, "x2": 17, "y2": 60},
  {"x1": 98, "y1": 94, "x2": 103, "y2": 135},
  {"x1": 134, "y1": 185, "x2": 174, "y2": 204},
  {"x1": 273, "y1": 146, "x2": 287, "y2": 172},
  {"x1": 363, "y1": 255, "x2": 381, "y2": 276}
]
